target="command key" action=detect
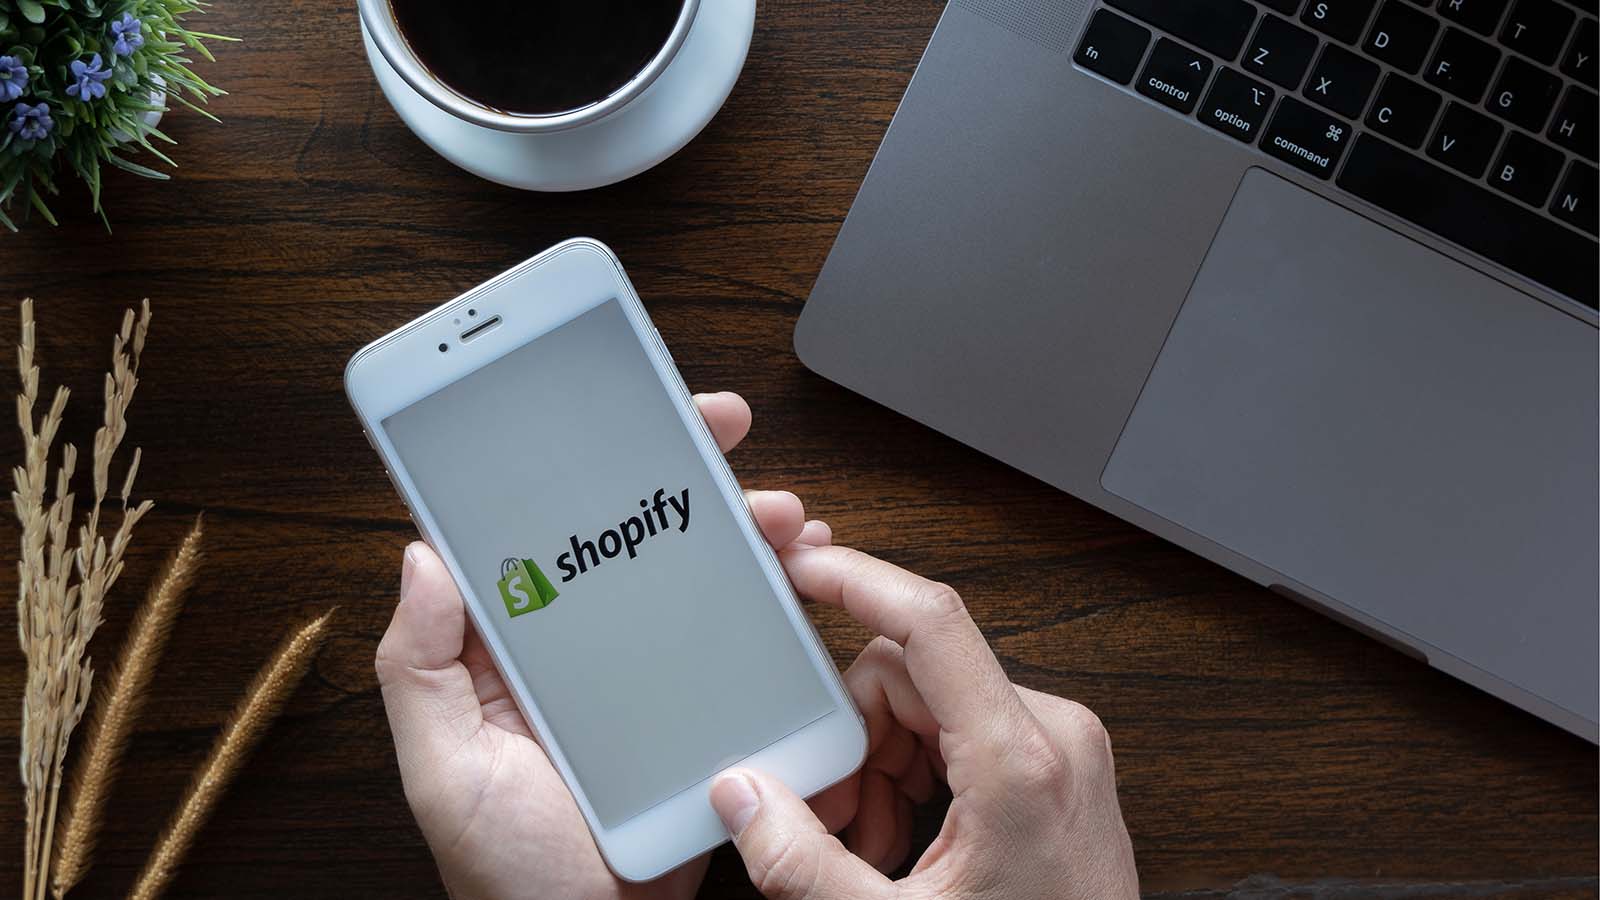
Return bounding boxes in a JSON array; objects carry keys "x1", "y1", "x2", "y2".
[{"x1": 1261, "y1": 95, "x2": 1352, "y2": 179}]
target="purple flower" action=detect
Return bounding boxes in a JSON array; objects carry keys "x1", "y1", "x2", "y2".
[
  {"x1": 66, "y1": 53, "x2": 112, "y2": 101},
  {"x1": 110, "y1": 13, "x2": 146, "y2": 57},
  {"x1": 0, "y1": 56, "x2": 25, "y2": 102},
  {"x1": 8, "y1": 101, "x2": 53, "y2": 142}
]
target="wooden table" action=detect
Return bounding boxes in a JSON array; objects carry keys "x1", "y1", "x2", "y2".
[{"x1": 2, "y1": 2, "x2": 1595, "y2": 898}]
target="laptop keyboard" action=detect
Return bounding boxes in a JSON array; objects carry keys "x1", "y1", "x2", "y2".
[{"x1": 1074, "y1": 0, "x2": 1599, "y2": 309}]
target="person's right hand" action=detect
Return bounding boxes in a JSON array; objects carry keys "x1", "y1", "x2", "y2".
[{"x1": 709, "y1": 542, "x2": 1139, "y2": 900}]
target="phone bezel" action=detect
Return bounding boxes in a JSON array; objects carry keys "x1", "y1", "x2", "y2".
[{"x1": 344, "y1": 238, "x2": 867, "y2": 882}]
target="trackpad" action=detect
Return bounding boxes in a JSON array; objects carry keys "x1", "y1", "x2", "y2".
[{"x1": 1102, "y1": 169, "x2": 1597, "y2": 716}]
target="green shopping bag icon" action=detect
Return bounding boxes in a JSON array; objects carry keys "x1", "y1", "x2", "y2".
[{"x1": 497, "y1": 557, "x2": 558, "y2": 617}]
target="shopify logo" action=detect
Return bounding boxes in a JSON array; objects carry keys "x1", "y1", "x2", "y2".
[
  {"x1": 495, "y1": 488, "x2": 691, "y2": 619},
  {"x1": 498, "y1": 557, "x2": 560, "y2": 617},
  {"x1": 556, "y1": 487, "x2": 690, "y2": 582}
]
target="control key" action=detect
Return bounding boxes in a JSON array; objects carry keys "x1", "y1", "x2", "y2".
[{"x1": 1138, "y1": 38, "x2": 1214, "y2": 114}]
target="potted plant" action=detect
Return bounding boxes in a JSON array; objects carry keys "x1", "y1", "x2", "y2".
[{"x1": 0, "y1": 0, "x2": 229, "y2": 231}]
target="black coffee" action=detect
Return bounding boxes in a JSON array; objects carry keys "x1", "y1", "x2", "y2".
[{"x1": 389, "y1": 0, "x2": 686, "y2": 116}]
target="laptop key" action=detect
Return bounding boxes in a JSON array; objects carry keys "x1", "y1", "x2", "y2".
[
  {"x1": 1104, "y1": 0, "x2": 1257, "y2": 59},
  {"x1": 1365, "y1": 0, "x2": 1441, "y2": 73},
  {"x1": 1368, "y1": 72, "x2": 1444, "y2": 147},
  {"x1": 1559, "y1": 17, "x2": 1596, "y2": 87},
  {"x1": 1500, "y1": 0, "x2": 1576, "y2": 64},
  {"x1": 1488, "y1": 57, "x2": 1563, "y2": 131},
  {"x1": 1138, "y1": 38, "x2": 1214, "y2": 113},
  {"x1": 1338, "y1": 134, "x2": 1598, "y2": 307},
  {"x1": 1262, "y1": 95, "x2": 1353, "y2": 177},
  {"x1": 1305, "y1": 43, "x2": 1381, "y2": 117},
  {"x1": 1548, "y1": 86, "x2": 1598, "y2": 159},
  {"x1": 1074, "y1": 9, "x2": 1152, "y2": 86},
  {"x1": 1303, "y1": 0, "x2": 1381, "y2": 43},
  {"x1": 1428, "y1": 101, "x2": 1505, "y2": 176},
  {"x1": 1489, "y1": 131, "x2": 1565, "y2": 205},
  {"x1": 1201, "y1": 67, "x2": 1276, "y2": 141},
  {"x1": 1437, "y1": 0, "x2": 1509, "y2": 34},
  {"x1": 1550, "y1": 160, "x2": 1599, "y2": 233},
  {"x1": 1426, "y1": 27, "x2": 1502, "y2": 102},
  {"x1": 1261, "y1": 0, "x2": 1304, "y2": 12},
  {"x1": 1245, "y1": 15, "x2": 1321, "y2": 89}
]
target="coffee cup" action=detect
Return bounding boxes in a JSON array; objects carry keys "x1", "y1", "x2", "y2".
[
  {"x1": 360, "y1": 0, "x2": 703, "y2": 133},
  {"x1": 357, "y1": 0, "x2": 754, "y2": 190}
]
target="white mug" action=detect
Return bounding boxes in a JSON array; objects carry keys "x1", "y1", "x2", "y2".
[{"x1": 357, "y1": 0, "x2": 755, "y2": 190}]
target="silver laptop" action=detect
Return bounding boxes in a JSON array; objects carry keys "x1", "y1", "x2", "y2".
[{"x1": 796, "y1": 0, "x2": 1599, "y2": 740}]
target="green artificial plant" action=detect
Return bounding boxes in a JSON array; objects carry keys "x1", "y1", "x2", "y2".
[{"x1": 0, "y1": 0, "x2": 231, "y2": 230}]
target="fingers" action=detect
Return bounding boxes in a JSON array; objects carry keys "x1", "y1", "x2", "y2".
[
  {"x1": 694, "y1": 391, "x2": 752, "y2": 453},
  {"x1": 746, "y1": 490, "x2": 806, "y2": 548},
  {"x1": 795, "y1": 519, "x2": 832, "y2": 547},
  {"x1": 780, "y1": 545, "x2": 1028, "y2": 763},
  {"x1": 844, "y1": 636, "x2": 939, "y2": 749},
  {"x1": 843, "y1": 769, "x2": 909, "y2": 874},
  {"x1": 710, "y1": 769, "x2": 893, "y2": 900},
  {"x1": 374, "y1": 543, "x2": 484, "y2": 774},
  {"x1": 806, "y1": 774, "x2": 860, "y2": 835},
  {"x1": 693, "y1": 390, "x2": 831, "y2": 552}
]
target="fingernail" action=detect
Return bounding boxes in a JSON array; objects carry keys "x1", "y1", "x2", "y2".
[
  {"x1": 401, "y1": 543, "x2": 422, "y2": 600},
  {"x1": 710, "y1": 772, "x2": 759, "y2": 836}
]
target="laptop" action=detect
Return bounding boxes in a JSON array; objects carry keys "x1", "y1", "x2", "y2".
[{"x1": 796, "y1": 0, "x2": 1599, "y2": 740}]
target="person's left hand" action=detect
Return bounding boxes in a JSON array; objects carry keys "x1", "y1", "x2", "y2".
[{"x1": 375, "y1": 391, "x2": 829, "y2": 900}]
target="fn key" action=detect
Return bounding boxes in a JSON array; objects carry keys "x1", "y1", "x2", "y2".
[{"x1": 1075, "y1": 9, "x2": 1151, "y2": 86}]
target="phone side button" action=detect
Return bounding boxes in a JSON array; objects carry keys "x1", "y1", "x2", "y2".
[{"x1": 382, "y1": 467, "x2": 414, "y2": 518}]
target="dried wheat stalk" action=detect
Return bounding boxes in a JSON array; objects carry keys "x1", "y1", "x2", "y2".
[
  {"x1": 15, "y1": 300, "x2": 153, "y2": 900},
  {"x1": 127, "y1": 609, "x2": 335, "y2": 900},
  {"x1": 50, "y1": 514, "x2": 205, "y2": 899}
]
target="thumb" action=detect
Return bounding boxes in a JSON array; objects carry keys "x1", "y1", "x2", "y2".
[
  {"x1": 711, "y1": 769, "x2": 892, "y2": 900},
  {"x1": 375, "y1": 542, "x2": 484, "y2": 777}
]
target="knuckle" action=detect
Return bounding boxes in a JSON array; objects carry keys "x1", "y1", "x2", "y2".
[
  {"x1": 373, "y1": 637, "x2": 401, "y2": 684},
  {"x1": 1059, "y1": 700, "x2": 1111, "y2": 756},
  {"x1": 912, "y1": 580, "x2": 965, "y2": 621},
  {"x1": 863, "y1": 634, "x2": 904, "y2": 664},
  {"x1": 1007, "y1": 721, "x2": 1071, "y2": 796}
]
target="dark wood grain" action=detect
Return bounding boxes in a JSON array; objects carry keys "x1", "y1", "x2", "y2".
[{"x1": 1, "y1": 2, "x2": 1594, "y2": 898}]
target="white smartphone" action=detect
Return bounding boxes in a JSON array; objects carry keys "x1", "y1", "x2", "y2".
[{"x1": 345, "y1": 238, "x2": 866, "y2": 881}]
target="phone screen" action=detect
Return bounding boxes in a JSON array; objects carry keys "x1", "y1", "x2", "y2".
[{"x1": 382, "y1": 298, "x2": 836, "y2": 828}]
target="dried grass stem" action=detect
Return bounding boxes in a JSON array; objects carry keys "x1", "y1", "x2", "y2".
[
  {"x1": 15, "y1": 299, "x2": 152, "y2": 900},
  {"x1": 50, "y1": 515, "x2": 205, "y2": 899},
  {"x1": 127, "y1": 610, "x2": 334, "y2": 900}
]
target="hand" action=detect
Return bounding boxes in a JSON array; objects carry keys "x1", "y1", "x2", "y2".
[
  {"x1": 375, "y1": 392, "x2": 828, "y2": 900},
  {"x1": 709, "y1": 544, "x2": 1139, "y2": 900}
]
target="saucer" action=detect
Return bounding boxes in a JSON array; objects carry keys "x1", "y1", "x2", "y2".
[{"x1": 361, "y1": 0, "x2": 755, "y2": 192}]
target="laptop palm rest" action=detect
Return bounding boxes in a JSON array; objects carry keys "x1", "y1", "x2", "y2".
[{"x1": 1101, "y1": 168, "x2": 1598, "y2": 722}]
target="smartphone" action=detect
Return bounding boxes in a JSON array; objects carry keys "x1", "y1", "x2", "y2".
[{"x1": 345, "y1": 239, "x2": 867, "y2": 881}]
